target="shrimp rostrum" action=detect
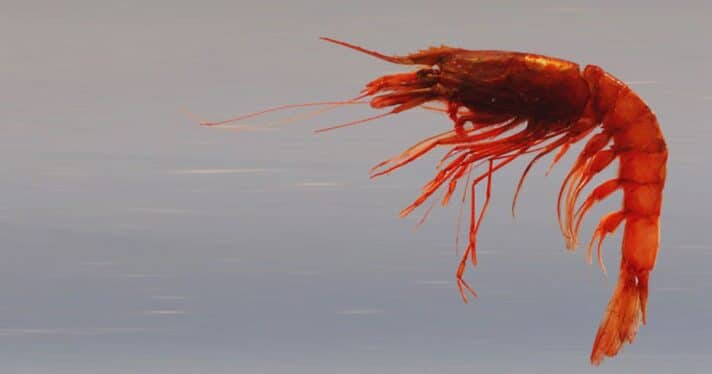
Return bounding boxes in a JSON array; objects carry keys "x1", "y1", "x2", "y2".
[{"x1": 211, "y1": 38, "x2": 667, "y2": 365}]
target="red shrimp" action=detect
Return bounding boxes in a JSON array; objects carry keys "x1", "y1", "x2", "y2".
[{"x1": 205, "y1": 38, "x2": 667, "y2": 365}]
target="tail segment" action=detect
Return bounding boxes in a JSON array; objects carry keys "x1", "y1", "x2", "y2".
[{"x1": 590, "y1": 262, "x2": 648, "y2": 365}]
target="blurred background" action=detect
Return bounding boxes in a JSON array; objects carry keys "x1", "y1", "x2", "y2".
[{"x1": 1, "y1": 1, "x2": 710, "y2": 373}]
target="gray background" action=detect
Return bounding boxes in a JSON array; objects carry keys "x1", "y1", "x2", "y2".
[{"x1": 2, "y1": 1, "x2": 710, "y2": 373}]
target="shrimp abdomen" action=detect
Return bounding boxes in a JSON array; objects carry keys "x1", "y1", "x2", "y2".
[{"x1": 587, "y1": 67, "x2": 667, "y2": 365}]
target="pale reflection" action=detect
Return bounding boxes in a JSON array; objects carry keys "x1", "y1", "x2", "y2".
[
  {"x1": 296, "y1": 182, "x2": 345, "y2": 187},
  {"x1": 143, "y1": 310, "x2": 188, "y2": 315},
  {"x1": 0, "y1": 328, "x2": 164, "y2": 337},
  {"x1": 337, "y1": 309, "x2": 384, "y2": 315},
  {"x1": 170, "y1": 168, "x2": 281, "y2": 174},
  {"x1": 150, "y1": 295, "x2": 187, "y2": 300},
  {"x1": 127, "y1": 208, "x2": 191, "y2": 214}
]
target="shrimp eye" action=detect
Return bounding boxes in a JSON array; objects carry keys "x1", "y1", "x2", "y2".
[{"x1": 416, "y1": 68, "x2": 438, "y2": 82}]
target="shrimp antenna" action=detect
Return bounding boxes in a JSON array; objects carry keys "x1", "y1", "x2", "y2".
[
  {"x1": 320, "y1": 37, "x2": 413, "y2": 65},
  {"x1": 314, "y1": 111, "x2": 393, "y2": 133},
  {"x1": 198, "y1": 95, "x2": 368, "y2": 127}
]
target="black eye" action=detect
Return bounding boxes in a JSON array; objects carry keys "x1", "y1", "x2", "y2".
[
  {"x1": 416, "y1": 69, "x2": 438, "y2": 82},
  {"x1": 416, "y1": 69, "x2": 429, "y2": 79}
]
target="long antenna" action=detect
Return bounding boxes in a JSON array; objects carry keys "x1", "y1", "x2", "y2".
[
  {"x1": 314, "y1": 111, "x2": 393, "y2": 133},
  {"x1": 199, "y1": 97, "x2": 367, "y2": 127}
]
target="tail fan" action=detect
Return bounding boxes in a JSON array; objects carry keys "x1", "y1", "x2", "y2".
[{"x1": 590, "y1": 263, "x2": 647, "y2": 365}]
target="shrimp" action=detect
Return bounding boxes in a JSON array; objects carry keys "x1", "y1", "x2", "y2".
[{"x1": 206, "y1": 38, "x2": 667, "y2": 365}]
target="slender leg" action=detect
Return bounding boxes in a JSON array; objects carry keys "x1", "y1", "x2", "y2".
[{"x1": 587, "y1": 210, "x2": 626, "y2": 274}]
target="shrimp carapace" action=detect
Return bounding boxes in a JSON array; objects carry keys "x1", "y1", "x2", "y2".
[{"x1": 207, "y1": 38, "x2": 667, "y2": 366}]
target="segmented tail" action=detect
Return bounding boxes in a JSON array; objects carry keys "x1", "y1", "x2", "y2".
[{"x1": 590, "y1": 263, "x2": 644, "y2": 365}]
